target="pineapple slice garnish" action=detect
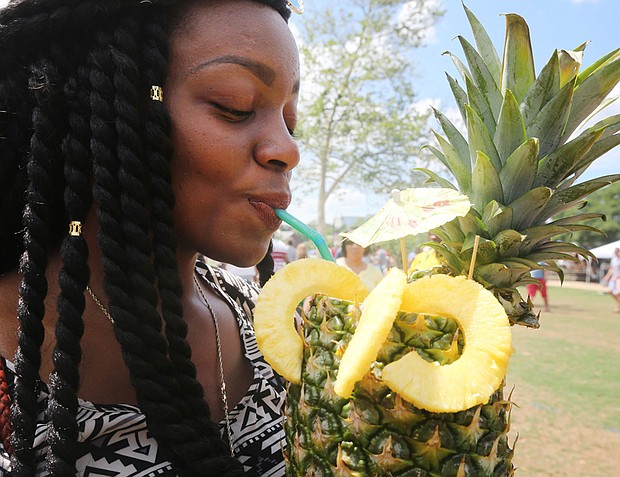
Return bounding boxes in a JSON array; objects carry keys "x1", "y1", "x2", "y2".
[
  {"x1": 334, "y1": 268, "x2": 407, "y2": 398},
  {"x1": 254, "y1": 258, "x2": 369, "y2": 384},
  {"x1": 384, "y1": 274, "x2": 512, "y2": 412}
]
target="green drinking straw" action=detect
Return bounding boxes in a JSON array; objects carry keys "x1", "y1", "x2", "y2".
[{"x1": 274, "y1": 208, "x2": 335, "y2": 262}]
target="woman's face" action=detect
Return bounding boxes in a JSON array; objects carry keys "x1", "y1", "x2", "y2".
[
  {"x1": 165, "y1": 0, "x2": 300, "y2": 266},
  {"x1": 345, "y1": 242, "x2": 366, "y2": 261}
]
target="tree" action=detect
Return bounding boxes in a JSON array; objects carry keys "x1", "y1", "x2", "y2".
[
  {"x1": 294, "y1": 0, "x2": 444, "y2": 234},
  {"x1": 558, "y1": 181, "x2": 620, "y2": 249}
]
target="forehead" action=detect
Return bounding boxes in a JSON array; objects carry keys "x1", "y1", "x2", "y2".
[{"x1": 168, "y1": 0, "x2": 299, "y2": 81}]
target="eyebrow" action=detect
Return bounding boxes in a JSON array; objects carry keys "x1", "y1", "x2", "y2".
[{"x1": 190, "y1": 54, "x2": 300, "y2": 93}]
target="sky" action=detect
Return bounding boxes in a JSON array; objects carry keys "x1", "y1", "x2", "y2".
[{"x1": 2, "y1": 0, "x2": 618, "y2": 226}]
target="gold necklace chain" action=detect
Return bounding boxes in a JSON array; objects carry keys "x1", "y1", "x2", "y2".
[
  {"x1": 86, "y1": 285, "x2": 114, "y2": 323},
  {"x1": 193, "y1": 274, "x2": 235, "y2": 458},
  {"x1": 86, "y1": 280, "x2": 234, "y2": 457}
]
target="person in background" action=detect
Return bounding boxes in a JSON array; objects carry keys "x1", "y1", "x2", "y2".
[
  {"x1": 374, "y1": 247, "x2": 389, "y2": 274},
  {"x1": 286, "y1": 238, "x2": 297, "y2": 263},
  {"x1": 336, "y1": 238, "x2": 384, "y2": 290},
  {"x1": 603, "y1": 247, "x2": 620, "y2": 312},
  {"x1": 527, "y1": 265, "x2": 550, "y2": 312},
  {"x1": 295, "y1": 242, "x2": 308, "y2": 260},
  {"x1": 0, "y1": 0, "x2": 300, "y2": 475},
  {"x1": 271, "y1": 237, "x2": 290, "y2": 271}
]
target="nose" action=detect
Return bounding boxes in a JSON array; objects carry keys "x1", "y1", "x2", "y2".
[{"x1": 253, "y1": 118, "x2": 300, "y2": 172}]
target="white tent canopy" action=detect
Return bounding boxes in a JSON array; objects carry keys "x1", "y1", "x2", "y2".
[{"x1": 589, "y1": 240, "x2": 620, "y2": 260}]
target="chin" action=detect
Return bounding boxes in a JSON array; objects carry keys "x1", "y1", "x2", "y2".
[{"x1": 226, "y1": 244, "x2": 271, "y2": 268}]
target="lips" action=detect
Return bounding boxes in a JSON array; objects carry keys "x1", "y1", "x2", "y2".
[{"x1": 249, "y1": 193, "x2": 291, "y2": 229}]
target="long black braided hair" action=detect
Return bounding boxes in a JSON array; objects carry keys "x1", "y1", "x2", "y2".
[{"x1": 0, "y1": 0, "x2": 289, "y2": 475}]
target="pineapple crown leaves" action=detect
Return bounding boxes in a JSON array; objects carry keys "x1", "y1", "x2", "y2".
[{"x1": 419, "y1": 4, "x2": 620, "y2": 264}]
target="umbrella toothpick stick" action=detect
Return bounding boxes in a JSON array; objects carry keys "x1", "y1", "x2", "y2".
[
  {"x1": 468, "y1": 235, "x2": 480, "y2": 280},
  {"x1": 400, "y1": 237, "x2": 408, "y2": 272}
]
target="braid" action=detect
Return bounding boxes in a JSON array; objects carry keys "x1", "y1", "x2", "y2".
[
  {"x1": 257, "y1": 241, "x2": 276, "y2": 287},
  {"x1": 89, "y1": 21, "x2": 185, "y2": 441},
  {"x1": 138, "y1": 13, "x2": 248, "y2": 475},
  {"x1": 140, "y1": 7, "x2": 211, "y2": 419},
  {"x1": 11, "y1": 58, "x2": 65, "y2": 477},
  {"x1": 0, "y1": 74, "x2": 33, "y2": 273},
  {"x1": 46, "y1": 59, "x2": 93, "y2": 474},
  {"x1": 141, "y1": 7, "x2": 211, "y2": 422},
  {"x1": 87, "y1": 18, "x2": 241, "y2": 476}
]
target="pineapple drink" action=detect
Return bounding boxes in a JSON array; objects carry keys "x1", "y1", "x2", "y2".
[{"x1": 255, "y1": 6, "x2": 620, "y2": 476}]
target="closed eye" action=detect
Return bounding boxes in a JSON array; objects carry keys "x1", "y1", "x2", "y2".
[{"x1": 213, "y1": 103, "x2": 254, "y2": 121}]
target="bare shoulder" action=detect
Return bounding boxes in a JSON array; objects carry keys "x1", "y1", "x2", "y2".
[{"x1": 0, "y1": 271, "x2": 21, "y2": 360}]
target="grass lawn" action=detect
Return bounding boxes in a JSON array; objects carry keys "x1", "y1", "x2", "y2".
[{"x1": 506, "y1": 283, "x2": 620, "y2": 476}]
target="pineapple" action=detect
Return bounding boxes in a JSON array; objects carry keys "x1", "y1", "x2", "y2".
[
  {"x1": 334, "y1": 268, "x2": 406, "y2": 398},
  {"x1": 254, "y1": 258, "x2": 369, "y2": 382},
  {"x1": 255, "y1": 5, "x2": 620, "y2": 476},
  {"x1": 383, "y1": 274, "x2": 511, "y2": 413},
  {"x1": 419, "y1": 6, "x2": 620, "y2": 326}
]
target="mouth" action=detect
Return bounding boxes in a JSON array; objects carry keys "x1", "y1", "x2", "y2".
[{"x1": 249, "y1": 194, "x2": 291, "y2": 229}]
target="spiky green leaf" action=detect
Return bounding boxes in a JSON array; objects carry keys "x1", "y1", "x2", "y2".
[
  {"x1": 575, "y1": 134, "x2": 620, "y2": 181},
  {"x1": 433, "y1": 107, "x2": 471, "y2": 173},
  {"x1": 526, "y1": 77, "x2": 576, "y2": 158},
  {"x1": 471, "y1": 151, "x2": 504, "y2": 213},
  {"x1": 467, "y1": 105, "x2": 501, "y2": 170},
  {"x1": 485, "y1": 203, "x2": 514, "y2": 238},
  {"x1": 436, "y1": 218, "x2": 466, "y2": 243},
  {"x1": 558, "y1": 48, "x2": 583, "y2": 88},
  {"x1": 549, "y1": 213, "x2": 606, "y2": 226},
  {"x1": 502, "y1": 257, "x2": 543, "y2": 270},
  {"x1": 564, "y1": 56, "x2": 620, "y2": 139},
  {"x1": 446, "y1": 73, "x2": 468, "y2": 123},
  {"x1": 509, "y1": 187, "x2": 552, "y2": 230},
  {"x1": 412, "y1": 167, "x2": 457, "y2": 190},
  {"x1": 500, "y1": 13, "x2": 536, "y2": 104},
  {"x1": 475, "y1": 263, "x2": 514, "y2": 288},
  {"x1": 535, "y1": 241, "x2": 595, "y2": 260},
  {"x1": 425, "y1": 243, "x2": 466, "y2": 274},
  {"x1": 499, "y1": 138, "x2": 539, "y2": 203},
  {"x1": 457, "y1": 212, "x2": 487, "y2": 238},
  {"x1": 442, "y1": 50, "x2": 471, "y2": 83},
  {"x1": 493, "y1": 229, "x2": 525, "y2": 258},
  {"x1": 535, "y1": 127, "x2": 604, "y2": 188},
  {"x1": 494, "y1": 89, "x2": 527, "y2": 165},
  {"x1": 463, "y1": 3, "x2": 502, "y2": 82},
  {"x1": 576, "y1": 48, "x2": 620, "y2": 86},
  {"x1": 458, "y1": 35, "x2": 503, "y2": 117},
  {"x1": 538, "y1": 174, "x2": 620, "y2": 219},
  {"x1": 431, "y1": 132, "x2": 471, "y2": 193},
  {"x1": 465, "y1": 75, "x2": 496, "y2": 135},
  {"x1": 521, "y1": 50, "x2": 561, "y2": 128}
]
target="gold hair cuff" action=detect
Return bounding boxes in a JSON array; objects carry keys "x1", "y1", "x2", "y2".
[
  {"x1": 68, "y1": 221, "x2": 82, "y2": 237},
  {"x1": 287, "y1": 0, "x2": 304, "y2": 14},
  {"x1": 150, "y1": 85, "x2": 164, "y2": 102}
]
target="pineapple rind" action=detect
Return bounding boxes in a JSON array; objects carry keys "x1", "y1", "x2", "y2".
[
  {"x1": 333, "y1": 268, "x2": 406, "y2": 398},
  {"x1": 286, "y1": 293, "x2": 515, "y2": 476},
  {"x1": 254, "y1": 259, "x2": 368, "y2": 383},
  {"x1": 384, "y1": 275, "x2": 511, "y2": 413}
]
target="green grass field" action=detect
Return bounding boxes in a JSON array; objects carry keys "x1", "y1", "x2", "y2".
[{"x1": 506, "y1": 284, "x2": 620, "y2": 476}]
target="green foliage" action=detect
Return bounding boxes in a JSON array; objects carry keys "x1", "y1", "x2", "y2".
[
  {"x1": 294, "y1": 0, "x2": 444, "y2": 234},
  {"x1": 555, "y1": 181, "x2": 620, "y2": 248}
]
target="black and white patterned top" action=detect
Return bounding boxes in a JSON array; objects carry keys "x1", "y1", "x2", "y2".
[{"x1": 0, "y1": 263, "x2": 287, "y2": 477}]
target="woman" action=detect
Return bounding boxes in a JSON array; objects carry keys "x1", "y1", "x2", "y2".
[
  {"x1": 0, "y1": 0, "x2": 300, "y2": 475},
  {"x1": 336, "y1": 239, "x2": 384, "y2": 290}
]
